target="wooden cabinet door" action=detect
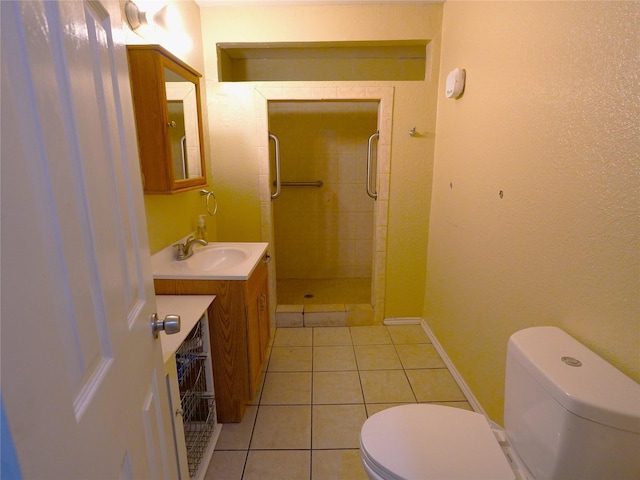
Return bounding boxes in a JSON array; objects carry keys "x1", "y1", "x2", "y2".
[{"x1": 246, "y1": 259, "x2": 270, "y2": 397}]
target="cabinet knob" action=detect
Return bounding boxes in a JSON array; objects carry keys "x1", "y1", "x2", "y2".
[
  {"x1": 167, "y1": 120, "x2": 177, "y2": 127},
  {"x1": 151, "y1": 313, "x2": 181, "y2": 338}
]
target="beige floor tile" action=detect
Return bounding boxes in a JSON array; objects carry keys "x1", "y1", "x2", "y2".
[
  {"x1": 273, "y1": 327, "x2": 313, "y2": 346},
  {"x1": 268, "y1": 346, "x2": 312, "y2": 371},
  {"x1": 311, "y1": 449, "x2": 369, "y2": 480},
  {"x1": 312, "y1": 404, "x2": 367, "y2": 449},
  {"x1": 395, "y1": 344, "x2": 445, "y2": 369},
  {"x1": 313, "y1": 326, "x2": 353, "y2": 346},
  {"x1": 350, "y1": 325, "x2": 392, "y2": 345},
  {"x1": 428, "y1": 400, "x2": 475, "y2": 411},
  {"x1": 386, "y1": 324, "x2": 430, "y2": 344},
  {"x1": 313, "y1": 346, "x2": 357, "y2": 371},
  {"x1": 406, "y1": 369, "x2": 467, "y2": 402},
  {"x1": 359, "y1": 370, "x2": 416, "y2": 403},
  {"x1": 260, "y1": 372, "x2": 312, "y2": 405},
  {"x1": 354, "y1": 344, "x2": 402, "y2": 370},
  {"x1": 250, "y1": 405, "x2": 311, "y2": 449},
  {"x1": 364, "y1": 403, "x2": 408, "y2": 417},
  {"x1": 204, "y1": 450, "x2": 246, "y2": 480},
  {"x1": 243, "y1": 450, "x2": 310, "y2": 480},
  {"x1": 215, "y1": 406, "x2": 257, "y2": 451},
  {"x1": 248, "y1": 372, "x2": 266, "y2": 406},
  {"x1": 216, "y1": 326, "x2": 476, "y2": 478},
  {"x1": 313, "y1": 371, "x2": 364, "y2": 404}
]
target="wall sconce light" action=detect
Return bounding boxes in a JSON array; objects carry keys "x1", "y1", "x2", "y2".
[
  {"x1": 125, "y1": 1, "x2": 170, "y2": 32},
  {"x1": 125, "y1": 1, "x2": 192, "y2": 54}
]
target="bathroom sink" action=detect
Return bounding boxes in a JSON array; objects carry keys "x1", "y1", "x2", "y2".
[
  {"x1": 152, "y1": 241, "x2": 269, "y2": 280},
  {"x1": 185, "y1": 246, "x2": 248, "y2": 271}
]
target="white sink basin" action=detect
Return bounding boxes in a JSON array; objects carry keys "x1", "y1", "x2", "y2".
[
  {"x1": 152, "y1": 241, "x2": 269, "y2": 280},
  {"x1": 185, "y1": 246, "x2": 248, "y2": 271}
]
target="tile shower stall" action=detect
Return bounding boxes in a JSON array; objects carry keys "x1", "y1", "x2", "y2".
[{"x1": 268, "y1": 101, "x2": 379, "y2": 323}]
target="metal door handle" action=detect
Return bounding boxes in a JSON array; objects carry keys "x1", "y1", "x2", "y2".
[
  {"x1": 367, "y1": 131, "x2": 379, "y2": 200},
  {"x1": 269, "y1": 133, "x2": 281, "y2": 199},
  {"x1": 151, "y1": 313, "x2": 181, "y2": 338}
]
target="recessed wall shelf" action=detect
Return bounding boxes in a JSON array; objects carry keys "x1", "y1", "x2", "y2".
[{"x1": 217, "y1": 40, "x2": 430, "y2": 82}]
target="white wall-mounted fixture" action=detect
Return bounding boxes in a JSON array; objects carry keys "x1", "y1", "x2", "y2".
[
  {"x1": 124, "y1": 1, "x2": 192, "y2": 54},
  {"x1": 125, "y1": 1, "x2": 170, "y2": 32},
  {"x1": 445, "y1": 68, "x2": 466, "y2": 98}
]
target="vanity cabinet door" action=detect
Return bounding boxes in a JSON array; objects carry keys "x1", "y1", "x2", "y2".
[
  {"x1": 246, "y1": 258, "x2": 271, "y2": 397},
  {"x1": 127, "y1": 45, "x2": 207, "y2": 194}
]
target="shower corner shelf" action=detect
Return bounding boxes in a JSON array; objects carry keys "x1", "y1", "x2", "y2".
[{"x1": 157, "y1": 295, "x2": 221, "y2": 480}]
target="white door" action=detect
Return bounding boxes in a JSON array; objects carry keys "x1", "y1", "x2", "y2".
[{"x1": 0, "y1": 1, "x2": 177, "y2": 478}]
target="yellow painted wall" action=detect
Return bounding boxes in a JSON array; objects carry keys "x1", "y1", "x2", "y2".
[
  {"x1": 125, "y1": 0, "x2": 217, "y2": 254},
  {"x1": 200, "y1": 4, "x2": 443, "y2": 317},
  {"x1": 425, "y1": 1, "x2": 640, "y2": 424}
]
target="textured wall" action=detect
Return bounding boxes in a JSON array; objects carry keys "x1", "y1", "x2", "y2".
[
  {"x1": 201, "y1": 3, "x2": 443, "y2": 317},
  {"x1": 125, "y1": 0, "x2": 217, "y2": 254},
  {"x1": 425, "y1": 1, "x2": 640, "y2": 423}
]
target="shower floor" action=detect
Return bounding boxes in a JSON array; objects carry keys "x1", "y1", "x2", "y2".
[{"x1": 276, "y1": 277, "x2": 371, "y2": 305}]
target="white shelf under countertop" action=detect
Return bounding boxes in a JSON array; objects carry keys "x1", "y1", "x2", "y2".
[{"x1": 156, "y1": 295, "x2": 215, "y2": 364}]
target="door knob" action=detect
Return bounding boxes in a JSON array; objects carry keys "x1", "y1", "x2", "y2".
[{"x1": 151, "y1": 313, "x2": 181, "y2": 338}]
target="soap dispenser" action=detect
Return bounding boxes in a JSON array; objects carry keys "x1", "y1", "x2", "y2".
[{"x1": 196, "y1": 214, "x2": 207, "y2": 241}]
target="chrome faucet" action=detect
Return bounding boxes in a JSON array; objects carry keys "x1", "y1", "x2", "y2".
[{"x1": 174, "y1": 236, "x2": 207, "y2": 261}]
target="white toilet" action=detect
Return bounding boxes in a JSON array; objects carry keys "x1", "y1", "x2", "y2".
[{"x1": 360, "y1": 326, "x2": 640, "y2": 479}]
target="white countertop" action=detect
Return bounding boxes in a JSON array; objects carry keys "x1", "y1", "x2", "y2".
[
  {"x1": 152, "y1": 239, "x2": 268, "y2": 281},
  {"x1": 156, "y1": 295, "x2": 215, "y2": 364}
]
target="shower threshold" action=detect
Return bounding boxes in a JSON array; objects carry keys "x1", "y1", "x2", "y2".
[
  {"x1": 275, "y1": 277, "x2": 373, "y2": 327},
  {"x1": 275, "y1": 303, "x2": 374, "y2": 328}
]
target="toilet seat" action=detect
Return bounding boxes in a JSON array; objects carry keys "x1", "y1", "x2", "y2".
[{"x1": 360, "y1": 404, "x2": 515, "y2": 480}]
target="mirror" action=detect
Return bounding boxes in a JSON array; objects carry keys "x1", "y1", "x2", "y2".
[
  {"x1": 165, "y1": 67, "x2": 202, "y2": 180},
  {"x1": 127, "y1": 45, "x2": 207, "y2": 194}
]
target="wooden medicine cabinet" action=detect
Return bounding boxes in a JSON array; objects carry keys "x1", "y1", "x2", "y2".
[{"x1": 127, "y1": 45, "x2": 207, "y2": 194}]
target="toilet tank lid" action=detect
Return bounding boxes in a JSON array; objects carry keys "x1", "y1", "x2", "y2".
[{"x1": 508, "y1": 327, "x2": 640, "y2": 433}]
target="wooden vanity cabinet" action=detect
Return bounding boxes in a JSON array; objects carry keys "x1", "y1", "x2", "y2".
[
  {"x1": 154, "y1": 256, "x2": 270, "y2": 423},
  {"x1": 127, "y1": 45, "x2": 207, "y2": 194}
]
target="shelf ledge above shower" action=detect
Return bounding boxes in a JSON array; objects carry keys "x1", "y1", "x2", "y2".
[{"x1": 217, "y1": 40, "x2": 431, "y2": 82}]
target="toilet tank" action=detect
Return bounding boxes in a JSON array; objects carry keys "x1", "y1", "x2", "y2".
[{"x1": 504, "y1": 326, "x2": 640, "y2": 479}]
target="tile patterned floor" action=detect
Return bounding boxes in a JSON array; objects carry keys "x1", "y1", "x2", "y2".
[{"x1": 205, "y1": 324, "x2": 472, "y2": 480}]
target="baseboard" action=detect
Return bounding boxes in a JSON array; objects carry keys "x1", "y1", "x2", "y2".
[
  {"x1": 383, "y1": 317, "x2": 422, "y2": 325},
  {"x1": 384, "y1": 317, "x2": 487, "y2": 417}
]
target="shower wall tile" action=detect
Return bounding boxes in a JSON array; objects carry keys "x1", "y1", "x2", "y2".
[
  {"x1": 271, "y1": 102, "x2": 377, "y2": 279},
  {"x1": 378, "y1": 145, "x2": 391, "y2": 174},
  {"x1": 376, "y1": 200, "x2": 389, "y2": 227}
]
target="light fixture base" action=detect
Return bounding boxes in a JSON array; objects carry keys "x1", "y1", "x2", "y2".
[{"x1": 125, "y1": 1, "x2": 146, "y2": 31}]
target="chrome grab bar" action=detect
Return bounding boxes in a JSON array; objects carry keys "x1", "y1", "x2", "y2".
[
  {"x1": 367, "y1": 131, "x2": 379, "y2": 200},
  {"x1": 269, "y1": 133, "x2": 281, "y2": 199},
  {"x1": 274, "y1": 180, "x2": 324, "y2": 188},
  {"x1": 180, "y1": 135, "x2": 187, "y2": 178}
]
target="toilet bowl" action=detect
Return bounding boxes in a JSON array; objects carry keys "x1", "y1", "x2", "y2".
[{"x1": 359, "y1": 327, "x2": 640, "y2": 480}]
